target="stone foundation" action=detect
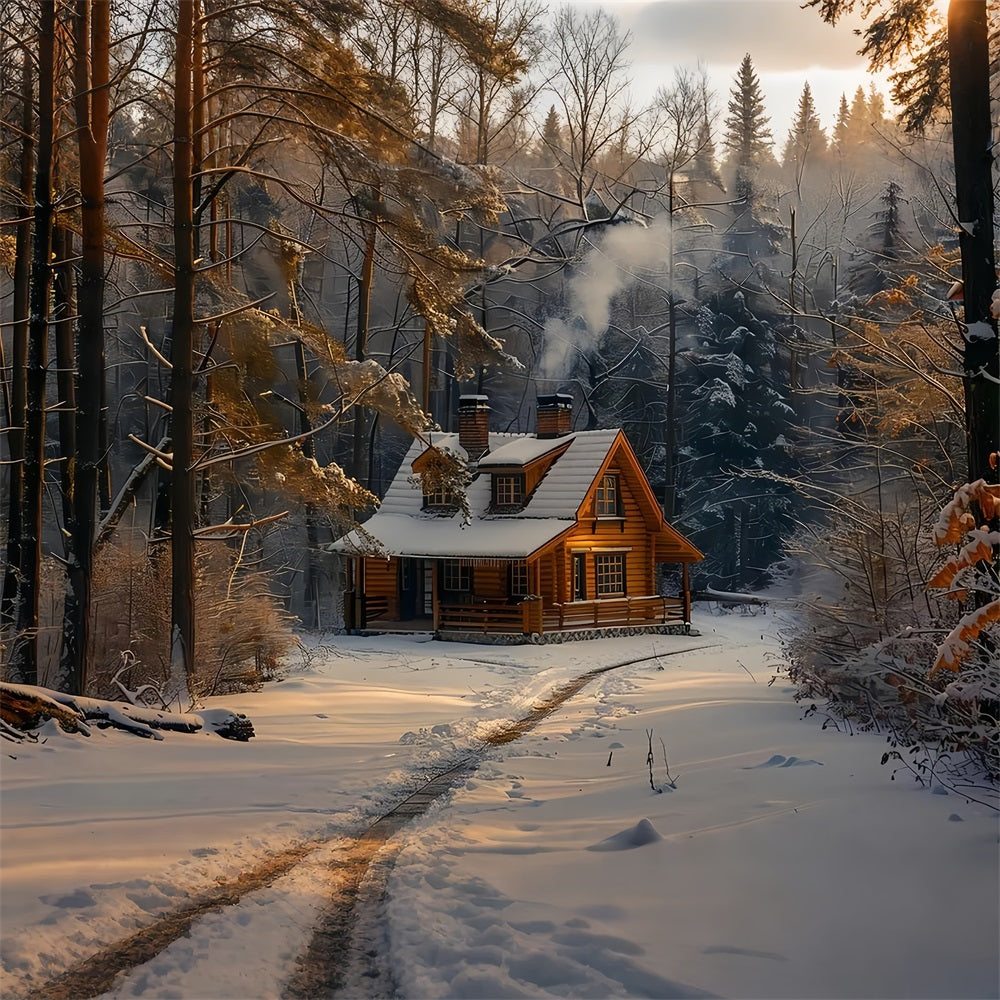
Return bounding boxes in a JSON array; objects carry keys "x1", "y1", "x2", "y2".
[{"x1": 435, "y1": 623, "x2": 696, "y2": 645}]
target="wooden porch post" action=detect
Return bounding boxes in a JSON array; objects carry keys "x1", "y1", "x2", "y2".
[
  {"x1": 357, "y1": 557, "x2": 367, "y2": 628},
  {"x1": 682, "y1": 562, "x2": 691, "y2": 625},
  {"x1": 343, "y1": 558, "x2": 354, "y2": 628},
  {"x1": 431, "y1": 561, "x2": 440, "y2": 631},
  {"x1": 532, "y1": 559, "x2": 543, "y2": 634}
]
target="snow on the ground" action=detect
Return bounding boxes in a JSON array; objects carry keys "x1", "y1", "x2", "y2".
[{"x1": 1, "y1": 612, "x2": 997, "y2": 1000}]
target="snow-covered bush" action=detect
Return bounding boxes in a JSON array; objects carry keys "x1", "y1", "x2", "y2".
[{"x1": 782, "y1": 473, "x2": 999, "y2": 798}]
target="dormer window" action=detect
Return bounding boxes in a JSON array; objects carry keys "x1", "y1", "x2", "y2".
[
  {"x1": 423, "y1": 485, "x2": 458, "y2": 511},
  {"x1": 595, "y1": 473, "x2": 622, "y2": 517},
  {"x1": 492, "y1": 473, "x2": 525, "y2": 510}
]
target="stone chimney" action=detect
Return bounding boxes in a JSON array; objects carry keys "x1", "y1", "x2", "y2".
[
  {"x1": 536, "y1": 393, "x2": 573, "y2": 438},
  {"x1": 458, "y1": 394, "x2": 490, "y2": 459}
]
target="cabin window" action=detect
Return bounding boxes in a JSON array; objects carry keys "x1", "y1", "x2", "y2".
[
  {"x1": 509, "y1": 562, "x2": 529, "y2": 598},
  {"x1": 492, "y1": 473, "x2": 525, "y2": 509},
  {"x1": 442, "y1": 560, "x2": 472, "y2": 593},
  {"x1": 595, "y1": 473, "x2": 622, "y2": 516},
  {"x1": 594, "y1": 553, "x2": 625, "y2": 596},
  {"x1": 423, "y1": 485, "x2": 457, "y2": 510}
]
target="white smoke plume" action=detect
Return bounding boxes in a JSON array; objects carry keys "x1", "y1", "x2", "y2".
[{"x1": 540, "y1": 213, "x2": 674, "y2": 379}]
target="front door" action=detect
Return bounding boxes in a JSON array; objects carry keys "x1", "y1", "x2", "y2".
[{"x1": 399, "y1": 558, "x2": 424, "y2": 620}]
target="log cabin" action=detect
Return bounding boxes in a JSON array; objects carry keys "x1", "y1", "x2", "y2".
[{"x1": 333, "y1": 394, "x2": 702, "y2": 641}]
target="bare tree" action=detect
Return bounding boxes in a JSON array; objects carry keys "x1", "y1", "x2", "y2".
[{"x1": 545, "y1": 7, "x2": 637, "y2": 215}]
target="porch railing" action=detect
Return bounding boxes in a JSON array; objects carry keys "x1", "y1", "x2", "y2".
[
  {"x1": 544, "y1": 595, "x2": 684, "y2": 632},
  {"x1": 438, "y1": 594, "x2": 683, "y2": 635},
  {"x1": 343, "y1": 592, "x2": 390, "y2": 629},
  {"x1": 438, "y1": 597, "x2": 543, "y2": 635}
]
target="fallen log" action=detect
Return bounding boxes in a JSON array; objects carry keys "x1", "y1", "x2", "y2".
[
  {"x1": 692, "y1": 587, "x2": 769, "y2": 607},
  {"x1": 0, "y1": 683, "x2": 254, "y2": 742}
]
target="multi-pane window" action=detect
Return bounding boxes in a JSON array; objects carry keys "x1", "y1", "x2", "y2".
[
  {"x1": 509, "y1": 562, "x2": 529, "y2": 597},
  {"x1": 493, "y1": 473, "x2": 525, "y2": 508},
  {"x1": 442, "y1": 560, "x2": 472, "y2": 592},
  {"x1": 424, "y1": 486, "x2": 457, "y2": 509},
  {"x1": 595, "y1": 474, "x2": 621, "y2": 516},
  {"x1": 594, "y1": 553, "x2": 625, "y2": 596}
]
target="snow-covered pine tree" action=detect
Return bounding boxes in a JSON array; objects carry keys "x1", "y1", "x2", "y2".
[
  {"x1": 848, "y1": 178, "x2": 909, "y2": 296},
  {"x1": 678, "y1": 291, "x2": 800, "y2": 588}
]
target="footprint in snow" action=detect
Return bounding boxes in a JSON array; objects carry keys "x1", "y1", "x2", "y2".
[
  {"x1": 744, "y1": 754, "x2": 823, "y2": 769},
  {"x1": 39, "y1": 888, "x2": 95, "y2": 909}
]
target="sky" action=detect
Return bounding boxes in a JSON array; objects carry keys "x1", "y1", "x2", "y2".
[
  {"x1": 561, "y1": 0, "x2": 925, "y2": 144},
  {"x1": 2, "y1": 610, "x2": 997, "y2": 999}
]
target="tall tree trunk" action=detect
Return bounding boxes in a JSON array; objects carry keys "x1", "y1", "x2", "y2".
[
  {"x1": 169, "y1": 0, "x2": 198, "y2": 704},
  {"x1": 1, "y1": 50, "x2": 34, "y2": 630},
  {"x1": 61, "y1": 0, "x2": 111, "y2": 696},
  {"x1": 351, "y1": 207, "x2": 376, "y2": 485},
  {"x1": 53, "y1": 224, "x2": 78, "y2": 693},
  {"x1": 948, "y1": 0, "x2": 999, "y2": 485},
  {"x1": 53, "y1": 225, "x2": 76, "y2": 553},
  {"x1": 10, "y1": 4, "x2": 56, "y2": 685},
  {"x1": 293, "y1": 339, "x2": 320, "y2": 629},
  {"x1": 663, "y1": 175, "x2": 677, "y2": 520}
]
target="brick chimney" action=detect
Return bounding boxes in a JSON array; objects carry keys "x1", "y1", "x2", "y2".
[
  {"x1": 536, "y1": 393, "x2": 573, "y2": 438},
  {"x1": 458, "y1": 394, "x2": 490, "y2": 459}
]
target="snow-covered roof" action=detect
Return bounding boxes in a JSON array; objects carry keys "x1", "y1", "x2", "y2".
[
  {"x1": 332, "y1": 429, "x2": 622, "y2": 559},
  {"x1": 476, "y1": 436, "x2": 568, "y2": 469}
]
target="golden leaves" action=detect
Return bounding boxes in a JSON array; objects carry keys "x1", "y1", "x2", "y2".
[
  {"x1": 932, "y1": 600, "x2": 1000, "y2": 673},
  {"x1": 932, "y1": 480, "x2": 1000, "y2": 545}
]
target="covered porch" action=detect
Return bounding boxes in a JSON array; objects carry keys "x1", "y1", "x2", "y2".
[{"x1": 341, "y1": 553, "x2": 693, "y2": 638}]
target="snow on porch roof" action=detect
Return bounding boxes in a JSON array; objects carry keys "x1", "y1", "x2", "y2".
[{"x1": 330, "y1": 513, "x2": 571, "y2": 560}]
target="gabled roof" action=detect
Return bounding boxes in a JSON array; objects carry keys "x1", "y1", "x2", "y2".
[{"x1": 331, "y1": 427, "x2": 700, "y2": 562}]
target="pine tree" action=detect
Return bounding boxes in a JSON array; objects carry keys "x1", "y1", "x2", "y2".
[
  {"x1": 846, "y1": 84, "x2": 870, "y2": 146},
  {"x1": 723, "y1": 54, "x2": 773, "y2": 174},
  {"x1": 690, "y1": 116, "x2": 724, "y2": 197},
  {"x1": 542, "y1": 104, "x2": 562, "y2": 149},
  {"x1": 782, "y1": 82, "x2": 826, "y2": 171},
  {"x1": 678, "y1": 291, "x2": 800, "y2": 587},
  {"x1": 541, "y1": 103, "x2": 561, "y2": 158},
  {"x1": 866, "y1": 83, "x2": 887, "y2": 127},
  {"x1": 832, "y1": 92, "x2": 851, "y2": 153},
  {"x1": 849, "y1": 178, "x2": 909, "y2": 295},
  {"x1": 722, "y1": 54, "x2": 779, "y2": 258}
]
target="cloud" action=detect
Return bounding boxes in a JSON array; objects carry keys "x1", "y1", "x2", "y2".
[{"x1": 607, "y1": 1, "x2": 868, "y2": 71}]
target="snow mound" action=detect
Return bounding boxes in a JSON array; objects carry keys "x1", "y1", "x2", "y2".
[
  {"x1": 587, "y1": 818, "x2": 662, "y2": 852},
  {"x1": 743, "y1": 753, "x2": 822, "y2": 768}
]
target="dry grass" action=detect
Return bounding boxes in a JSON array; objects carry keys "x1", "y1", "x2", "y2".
[{"x1": 22, "y1": 536, "x2": 296, "y2": 701}]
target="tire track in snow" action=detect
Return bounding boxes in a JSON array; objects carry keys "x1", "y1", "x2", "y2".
[
  {"x1": 20, "y1": 643, "x2": 716, "y2": 1000},
  {"x1": 285, "y1": 643, "x2": 718, "y2": 999}
]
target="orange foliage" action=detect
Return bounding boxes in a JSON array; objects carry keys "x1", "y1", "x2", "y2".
[
  {"x1": 931, "y1": 600, "x2": 1000, "y2": 673},
  {"x1": 932, "y1": 480, "x2": 1000, "y2": 545}
]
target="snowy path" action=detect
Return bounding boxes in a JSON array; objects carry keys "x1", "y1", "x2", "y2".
[
  {"x1": 2, "y1": 618, "x2": 997, "y2": 999},
  {"x1": 7, "y1": 643, "x2": 711, "y2": 999}
]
